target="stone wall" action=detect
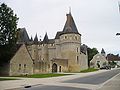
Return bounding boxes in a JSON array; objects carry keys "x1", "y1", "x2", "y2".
[{"x1": 9, "y1": 44, "x2": 33, "y2": 76}]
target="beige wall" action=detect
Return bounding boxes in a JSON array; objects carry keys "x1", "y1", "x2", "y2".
[
  {"x1": 25, "y1": 33, "x2": 88, "y2": 73},
  {"x1": 80, "y1": 53, "x2": 88, "y2": 70},
  {"x1": 10, "y1": 44, "x2": 33, "y2": 76},
  {"x1": 90, "y1": 53, "x2": 108, "y2": 68}
]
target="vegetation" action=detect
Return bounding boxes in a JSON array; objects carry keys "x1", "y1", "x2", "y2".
[
  {"x1": 0, "y1": 77, "x2": 18, "y2": 81},
  {"x1": 108, "y1": 61, "x2": 117, "y2": 68},
  {"x1": 13, "y1": 73, "x2": 72, "y2": 78},
  {"x1": 80, "y1": 68, "x2": 99, "y2": 73},
  {"x1": 0, "y1": 3, "x2": 18, "y2": 66},
  {"x1": 87, "y1": 47, "x2": 99, "y2": 67}
]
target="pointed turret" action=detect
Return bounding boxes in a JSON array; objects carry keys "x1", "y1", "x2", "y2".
[
  {"x1": 62, "y1": 11, "x2": 80, "y2": 35},
  {"x1": 30, "y1": 36, "x2": 33, "y2": 41},
  {"x1": 34, "y1": 34, "x2": 38, "y2": 44},
  {"x1": 101, "y1": 48, "x2": 106, "y2": 57},
  {"x1": 43, "y1": 33, "x2": 49, "y2": 44}
]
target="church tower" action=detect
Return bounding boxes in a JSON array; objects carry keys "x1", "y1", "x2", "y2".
[
  {"x1": 60, "y1": 11, "x2": 81, "y2": 72},
  {"x1": 101, "y1": 48, "x2": 106, "y2": 57}
]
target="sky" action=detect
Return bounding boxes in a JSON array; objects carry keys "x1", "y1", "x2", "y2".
[{"x1": 1, "y1": 0, "x2": 120, "y2": 55}]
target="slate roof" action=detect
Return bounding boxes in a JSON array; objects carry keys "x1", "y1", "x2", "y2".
[
  {"x1": 101, "y1": 48, "x2": 105, "y2": 54},
  {"x1": 55, "y1": 31, "x2": 63, "y2": 39},
  {"x1": 48, "y1": 39, "x2": 55, "y2": 44},
  {"x1": 107, "y1": 54, "x2": 120, "y2": 61},
  {"x1": 80, "y1": 44, "x2": 87, "y2": 55},
  {"x1": 42, "y1": 33, "x2": 49, "y2": 44},
  {"x1": 30, "y1": 36, "x2": 33, "y2": 41},
  {"x1": 54, "y1": 12, "x2": 81, "y2": 40},
  {"x1": 62, "y1": 13, "x2": 80, "y2": 35},
  {"x1": 34, "y1": 34, "x2": 38, "y2": 43},
  {"x1": 17, "y1": 28, "x2": 30, "y2": 43}
]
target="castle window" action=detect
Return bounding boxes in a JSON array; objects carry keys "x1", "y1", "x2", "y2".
[
  {"x1": 75, "y1": 36, "x2": 77, "y2": 40},
  {"x1": 24, "y1": 64, "x2": 26, "y2": 68},
  {"x1": 18, "y1": 64, "x2": 21, "y2": 71},
  {"x1": 77, "y1": 56, "x2": 79, "y2": 64},
  {"x1": 24, "y1": 64, "x2": 26, "y2": 73},
  {"x1": 77, "y1": 48, "x2": 79, "y2": 52},
  {"x1": 65, "y1": 36, "x2": 67, "y2": 39}
]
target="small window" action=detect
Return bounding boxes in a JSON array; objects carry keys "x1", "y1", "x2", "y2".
[
  {"x1": 65, "y1": 36, "x2": 67, "y2": 39},
  {"x1": 77, "y1": 48, "x2": 79, "y2": 52},
  {"x1": 19, "y1": 64, "x2": 21, "y2": 66},
  {"x1": 24, "y1": 64, "x2": 26, "y2": 68},
  {"x1": 77, "y1": 56, "x2": 79, "y2": 63},
  {"x1": 18, "y1": 64, "x2": 21, "y2": 70},
  {"x1": 75, "y1": 36, "x2": 77, "y2": 40}
]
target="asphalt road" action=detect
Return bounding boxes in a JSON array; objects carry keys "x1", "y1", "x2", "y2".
[
  {"x1": 24, "y1": 85, "x2": 90, "y2": 90},
  {"x1": 22, "y1": 69, "x2": 120, "y2": 90},
  {"x1": 64, "y1": 69, "x2": 120, "y2": 84}
]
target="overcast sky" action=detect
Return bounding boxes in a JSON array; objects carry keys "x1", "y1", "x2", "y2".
[{"x1": 1, "y1": 0, "x2": 120, "y2": 55}]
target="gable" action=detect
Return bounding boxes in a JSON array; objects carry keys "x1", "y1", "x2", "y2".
[{"x1": 10, "y1": 44, "x2": 33, "y2": 64}]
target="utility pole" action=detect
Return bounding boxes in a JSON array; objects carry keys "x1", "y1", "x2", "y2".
[{"x1": 116, "y1": 1, "x2": 120, "y2": 36}]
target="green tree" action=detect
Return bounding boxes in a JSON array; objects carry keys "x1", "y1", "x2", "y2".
[
  {"x1": 87, "y1": 47, "x2": 98, "y2": 67},
  {"x1": 0, "y1": 3, "x2": 19, "y2": 65},
  {"x1": 0, "y1": 3, "x2": 18, "y2": 46}
]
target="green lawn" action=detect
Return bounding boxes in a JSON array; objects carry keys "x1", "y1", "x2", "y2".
[
  {"x1": 14, "y1": 73, "x2": 72, "y2": 78},
  {"x1": 80, "y1": 68, "x2": 99, "y2": 73},
  {"x1": 0, "y1": 78, "x2": 18, "y2": 81}
]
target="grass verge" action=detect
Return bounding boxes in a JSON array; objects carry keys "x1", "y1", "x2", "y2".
[
  {"x1": 80, "y1": 68, "x2": 99, "y2": 73},
  {"x1": 0, "y1": 78, "x2": 19, "y2": 81},
  {"x1": 13, "y1": 73, "x2": 72, "y2": 78}
]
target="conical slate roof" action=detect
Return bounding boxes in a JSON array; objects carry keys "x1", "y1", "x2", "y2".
[
  {"x1": 34, "y1": 34, "x2": 38, "y2": 43},
  {"x1": 43, "y1": 33, "x2": 49, "y2": 44},
  {"x1": 62, "y1": 12, "x2": 80, "y2": 35},
  {"x1": 30, "y1": 36, "x2": 33, "y2": 41}
]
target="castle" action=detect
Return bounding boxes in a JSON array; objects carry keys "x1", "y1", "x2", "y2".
[{"x1": 5, "y1": 12, "x2": 88, "y2": 76}]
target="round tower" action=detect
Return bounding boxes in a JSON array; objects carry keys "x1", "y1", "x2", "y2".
[{"x1": 60, "y1": 12, "x2": 81, "y2": 72}]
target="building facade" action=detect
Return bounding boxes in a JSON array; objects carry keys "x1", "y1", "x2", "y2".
[
  {"x1": 9, "y1": 12, "x2": 88, "y2": 76},
  {"x1": 90, "y1": 48, "x2": 108, "y2": 68}
]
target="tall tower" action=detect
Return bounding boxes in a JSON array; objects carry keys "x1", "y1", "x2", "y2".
[{"x1": 60, "y1": 12, "x2": 81, "y2": 72}]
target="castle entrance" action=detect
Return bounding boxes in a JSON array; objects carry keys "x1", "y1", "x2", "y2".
[{"x1": 52, "y1": 63, "x2": 57, "y2": 72}]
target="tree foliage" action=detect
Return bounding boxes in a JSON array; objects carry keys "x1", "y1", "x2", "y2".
[
  {"x1": 0, "y1": 3, "x2": 18, "y2": 46},
  {"x1": 87, "y1": 47, "x2": 99, "y2": 67},
  {"x1": 0, "y1": 3, "x2": 19, "y2": 65}
]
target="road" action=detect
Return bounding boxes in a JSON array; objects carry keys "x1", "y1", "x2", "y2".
[
  {"x1": 24, "y1": 85, "x2": 89, "y2": 90},
  {"x1": 63, "y1": 69, "x2": 120, "y2": 84},
  {"x1": 20, "y1": 69, "x2": 120, "y2": 90}
]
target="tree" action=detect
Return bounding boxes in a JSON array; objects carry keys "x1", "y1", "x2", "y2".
[
  {"x1": 0, "y1": 3, "x2": 19, "y2": 65},
  {"x1": 0, "y1": 3, "x2": 18, "y2": 46},
  {"x1": 87, "y1": 47, "x2": 98, "y2": 67}
]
